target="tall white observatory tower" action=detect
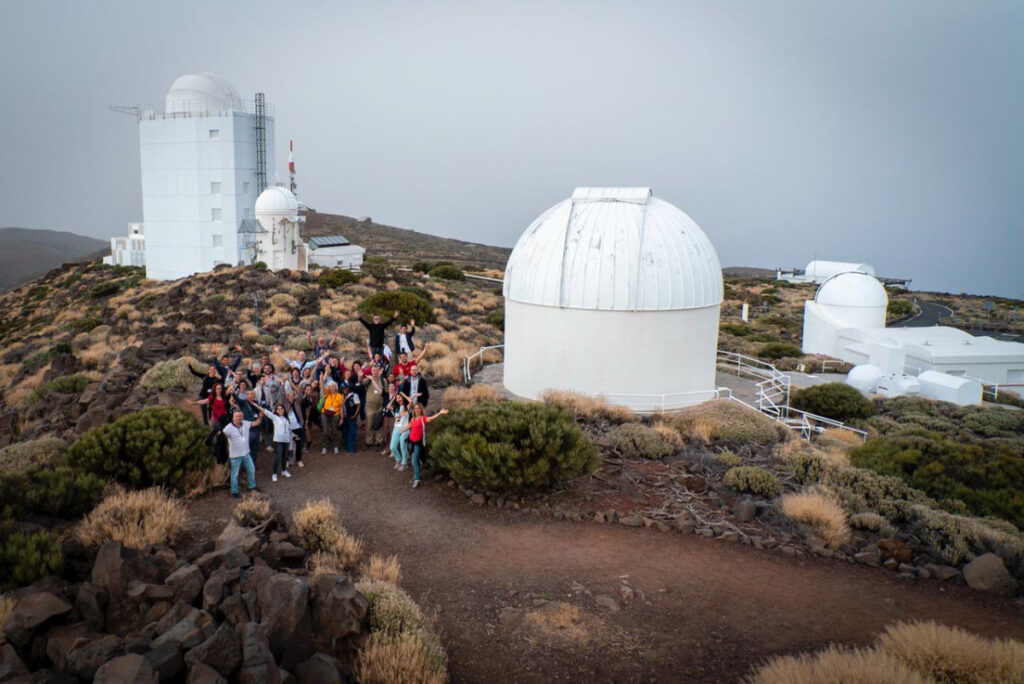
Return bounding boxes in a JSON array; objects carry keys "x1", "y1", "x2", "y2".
[
  {"x1": 503, "y1": 188, "x2": 724, "y2": 412},
  {"x1": 136, "y1": 73, "x2": 276, "y2": 280}
]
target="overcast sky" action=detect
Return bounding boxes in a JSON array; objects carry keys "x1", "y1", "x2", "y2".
[{"x1": 1, "y1": 1, "x2": 1021, "y2": 297}]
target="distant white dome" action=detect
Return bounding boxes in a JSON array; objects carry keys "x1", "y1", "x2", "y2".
[
  {"x1": 504, "y1": 188, "x2": 722, "y2": 311},
  {"x1": 815, "y1": 272, "x2": 888, "y2": 308},
  {"x1": 255, "y1": 186, "x2": 299, "y2": 217},
  {"x1": 165, "y1": 73, "x2": 243, "y2": 114}
]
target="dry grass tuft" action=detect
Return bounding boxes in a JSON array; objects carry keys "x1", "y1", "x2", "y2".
[
  {"x1": 780, "y1": 487, "x2": 851, "y2": 548},
  {"x1": 876, "y1": 620, "x2": 1024, "y2": 684},
  {"x1": 0, "y1": 593, "x2": 15, "y2": 641},
  {"x1": 233, "y1": 491, "x2": 272, "y2": 526},
  {"x1": 652, "y1": 423, "x2": 684, "y2": 447},
  {"x1": 442, "y1": 384, "x2": 499, "y2": 411},
  {"x1": 240, "y1": 323, "x2": 260, "y2": 342},
  {"x1": 541, "y1": 390, "x2": 634, "y2": 424},
  {"x1": 747, "y1": 645, "x2": 929, "y2": 684},
  {"x1": 0, "y1": 438, "x2": 66, "y2": 473},
  {"x1": 523, "y1": 602, "x2": 596, "y2": 646},
  {"x1": 673, "y1": 400, "x2": 782, "y2": 445},
  {"x1": 818, "y1": 427, "x2": 865, "y2": 449},
  {"x1": 294, "y1": 498, "x2": 363, "y2": 570},
  {"x1": 76, "y1": 487, "x2": 187, "y2": 549},
  {"x1": 425, "y1": 355, "x2": 465, "y2": 384},
  {"x1": 356, "y1": 632, "x2": 447, "y2": 684},
  {"x1": 362, "y1": 554, "x2": 402, "y2": 584},
  {"x1": 184, "y1": 463, "x2": 228, "y2": 498}
]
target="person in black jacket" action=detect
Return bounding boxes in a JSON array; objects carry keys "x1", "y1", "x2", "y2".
[
  {"x1": 393, "y1": 319, "x2": 417, "y2": 358},
  {"x1": 212, "y1": 344, "x2": 244, "y2": 380},
  {"x1": 188, "y1": 363, "x2": 222, "y2": 425},
  {"x1": 400, "y1": 364, "x2": 430, "y2": 408},
  {"x1": 359, "y1": 311, "x2": 399, "y2": 358}
]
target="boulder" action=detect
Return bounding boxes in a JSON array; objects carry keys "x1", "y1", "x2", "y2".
[
  {"x1": 184, "y1": 622, "x2": 242, "y2": 678},
  {"x1": 294, "y1": 653, "x2": 343, "y2": 684},
  {"x1": 219, "y1": 594, "x2": 251, "y2": 627},
  {"x1": 925, "y1": 563, "x2": 961, "y2": 582},
  {"x1": 74, "y1": 582, "x2": 107, "y2": 631},
  {"x1": 186, "y1": 662, "x2": 228, "y2": 684},
  {"x1": 0, "y1": 643, "x2": 29, "y2": 682},
  {"x1": 308, "y1": 574, "x2": 366, "y2": 650},
  {"x1": 733, "y1": 499, "x2": 758, "y2": 522},
  {"x1": 236, "y1": 622, "x2": 281, "y2": 684},
  {"x1": 877, "y1": 538, "x2": 913, "y2": 563},
  {"x1": 195, "y1": 548, "x2": 251, "y2": 576},
  {"x1": 44, "y1": 622, "x2": 92, "y2": 672},
  {"x1": 2, "y1": 591, "x2": 73, "y2": 646},
  {"x1": 261, "y1": 542, "x2": 307, "y2": 568},
  {"x1": 165, "y1": 565, "x2": 205, "y2": 605},
  {"x1": 65, "y1": 634, "x2": 124, "y2": 679},
  {"x1": 963, "y1": 553, "x2": 1017, "y2": 595},
  {"x1": 152, "y1": 608, "x2": 216, "y2": 650},
  {"x1": 253, "y1": 572, "x2": 309, "y2": 657},
  {"x1": 144, "y1": 642, "x2": 185, "y2": 682},
  {"x1": 216, "y1": 520, "x2": 262, "y2": 557},
  {"x1": 94, "y1": 653, "x2": 158, "y2": 684}
]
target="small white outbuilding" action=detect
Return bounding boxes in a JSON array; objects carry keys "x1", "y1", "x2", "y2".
[
  {"x1": 242, "y1": 187, "x2": 307, "y2": 271},
  {"x1": 502, "y1": 187, "x2": 723, "y2": 412}
]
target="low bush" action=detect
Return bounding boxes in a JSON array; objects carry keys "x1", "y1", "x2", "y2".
[
  {"x1": 233, "y1": 492, "x2": 272, "y2": 526},
  {"x1": 746, "y1": 645, "x2": 929, "y2": 684},
  {"x1": 720, "y1": 322, "x2": 752, "y2": 337},
  {"x1": 139, "y1": 357, "x2": 196, "y2": 391},
  {"x1": 0, "y1": 438, "x2": 65, "y2": 473},
  {"x1": 358, "y1": 291, "x2": 437, "y2": 325},
  {"x1": 429, "y1": 265, "x2": 465, "y2": 281},
  {"x1": 0, "y1": 531, "x2": 63, "y2": 591},
  {"x1": 358, "y1": 581, "x2": 436, "y2": 642},
  {"x1": 269, "y1": 292, "x2": 297, "y2": 308},
  {"x1": 905, "y1": 504, "x2": 1024, "y2": 566},
  {"x1": 319, "y1": 269, "x2": 361, "y2": 288},
  {"x1": 484, "y1": 307, "x2": 504, "y2": 331},
  {"x1": 0, "y1": 465, "x2": 105, "y2": 520},
  {"x1": 362, "y1": 554, "x2": 402, "y2": 585},
  {"x1": 67, "y1": 406, "x2": 210, "y2": 490},
  {"x1": 849, "y1": 512, "x2": 896, "y2": 536},
  {"x1": 67, "y1": 316, "x2": 102, "y2": 334},
  {"x1": 758, "y1": 342, "x2": 803, "y2": 360},
  {"x1": 850, "y1": 431, "x2": 1024, "y2": 528},
  {"x1": 202, "y1": 293, "x2": 227, "y2": 307},
  {"x1": 361, "y1": 257, "x2": 393, "y2": 280},
  {"x1": 431, "y1": 401, "x2": 599, "y2": 493},
  {"x1": 399, "y1": 285, "x2": 433, "y2": 303},
  {"x1": 723, "y1": 466, "x2": 782, "y2": 498},
  {"x1": 887, "y1": 300, "x2": 914, "y2": 317},
  {"x1": 442, "y1": 384, "x2": 499, "y2": 411},
  {"x1": 47, "y1": 374, "x2": 91, "y2": 394},
  {"x1": 256, "y1": 334, "x2": 277, "y2": 346},
  {"x1": 541, "y1": 390, "x2": 634, "y2": 424},
  {"x1": 673, "y1": 400, "x2": 783, "y2": 446},
  {"x1": 819, "y1": 463, "x2": 933, "y2": 523},
  {"x1": 790, "y1": 383, "x2": 875, "y2": 422},
  {"x1": 716, "y1": 451, "x2": 743, "y2": 468},
  {"x1": 294, "y1": 498, "x2": 363, "y2": 570},
  {"x1": 411, "y1": 261, "x2": 433, "y2": 273},
  {"x1": 876, "y1": 620, "x2": 1024, "y2": 683},
  {"x1": 184, "y1": 463, "x2": 229, "y2": 498},
  {"x1": 89, "y1": 281, "x2": 121, "y2": 299},
  {"x1": 356, "y1": 580, "x2": 448, "y2": 683},
  {"x1": 75, "y1": 487, "x2": 187, "y2": 549},
  {"x1": 609, "y1": 423, "x2": 677, "y2": 460},
  {"x1": 780, "y1": 487, "x2": 851, "y2": 547}
]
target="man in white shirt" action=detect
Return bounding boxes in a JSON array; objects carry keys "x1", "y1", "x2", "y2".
[
  {"x1": 394, "y1": 319, "x2": 417, "y2": 358},
  {"x1": 221, "y1": 410, "x2": 262, "y2": 498}
]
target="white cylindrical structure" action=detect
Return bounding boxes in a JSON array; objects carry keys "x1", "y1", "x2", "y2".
[
  {"x1": 802, "y1": 272, "x2": 888, "y2": 355},
  {"x1": 503, "y1": 187, "x2": 723, "y2": 412}
]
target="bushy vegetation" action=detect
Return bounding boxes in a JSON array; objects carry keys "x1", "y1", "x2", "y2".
[
  {"x1": 202, "y1": 293, "x2": 227, "y2": 307},
  {"x1": 758, "y1": 342, "x2": 803, "y2": 360},
  {"x1": 293, "y1": 498, "x2": 362, "y2": 570},
  {"x1": 673, "y1": 400, "x2": 783, "y2": 446},
  {"x1": 780, "y1": 487, "x2": 851, "y2": 547},
  {"x1": 790, "y1": 383, "x2": 875, "y2": 421},
  {"x1": 442, "y1": 384, "x2": 499, "y2": 411},
  {"x1": 88, "y1": 281, "x2": 122, "y2": 299},
  {"x1": 723, "y1": 466, "x2": 782, "y2": 498},
  {"x1": 75, "y1": 487, "x2": 187, "y2": 549},
  {"x1": 411, "y1": 261, "x2": 433, "y2": 274},
  {"x1": 887, "y1": 300, "x2": 914, "y2": 317},
  {"x1": 356, "y1": 580, "x2": 447, "y2": 684},
  {"x1": 0, "y1": 531, "x2": 63, "y2": 591},
  {"x1": 485, "y1": 306, "x2": 504, "y2": 331},
  {"x1": 358, "y1": 291, "x2": 437, "y2": 325},
  {"x1": 609, "y1": 423, "x2": 677, "y2": 460},
  {"x1": 67, "y1": 406, "x2": 210, "y2": 490},
  {"x1": 428, "y1": 264, "x2": 465, "y2": 281},
  {"x1": 431, "y1": 401, "x2": 599, "y2": 493},
  {"x1": 398, "y1": 285, "x2": 433, "y2": 303},
  {"x1": 139, "y1": 357, "x2": 195, "y2": 391},
  {"x1": 233, "y1": 492, "x2": 272, "y2": 526},
  {"x1": 318, "y1": 268, "x2": 361, "y2": 288},
  {"x1": 541, "y1": 390, "x2": 634, "y2": 424},
  {"x1": 67, "y1": 316, "x2": 102, "y2": 333},
  {"x1": 0, "y1": 465, "x2": 105, "y2": 520},
  {"x1": 0, "y1": 438, "x2": 65, "y2": 473},
  {"x1": 47, "y1": 374, "x2": 91, "y2": 394}
]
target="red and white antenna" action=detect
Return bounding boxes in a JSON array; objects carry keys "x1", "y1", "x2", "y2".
[{"x1": 288, "y1": 140, "x2": 297, "y2": 196}]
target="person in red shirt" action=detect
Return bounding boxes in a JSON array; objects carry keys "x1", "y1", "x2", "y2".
[
  {"x1": 392, "y1": 343, "x2": 430, "y2": 379},
  {"x1": 400, "y1": 404, "x2": 448, "y2": 488}
]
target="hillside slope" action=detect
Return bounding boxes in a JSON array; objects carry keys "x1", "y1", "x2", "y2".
[{"x1": 0, "y1": 228, "x2": 107, "y2": 292}]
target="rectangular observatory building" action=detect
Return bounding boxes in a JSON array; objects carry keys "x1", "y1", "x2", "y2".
[{"x1": 137, "y1": 73, "x2": 275, "y2": 280}]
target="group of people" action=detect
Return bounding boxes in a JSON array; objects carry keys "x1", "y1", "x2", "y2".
[{"x1": 189, "y1": 312, "x2": 448, "y2": 497}]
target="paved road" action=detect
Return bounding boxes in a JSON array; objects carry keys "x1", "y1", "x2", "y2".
[{"x1": 892, "y1": 301, "x2": 953, "y2": 328}]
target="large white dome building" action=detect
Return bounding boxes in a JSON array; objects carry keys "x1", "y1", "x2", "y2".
[
  {"x1": 802, "y1": 271, "x2": 888, "y2": 356},
  {"x1": 503, "y1": 187, "x2": 724, "y2": 412}
]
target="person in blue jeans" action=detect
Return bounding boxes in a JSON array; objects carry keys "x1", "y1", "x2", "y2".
[
  {"x1": 400, "y1": 404, "x2": 448, "y2": 488},
  {"x1": 341, "y1": 385, "x2": 361, "y2": 453},
  {"x1": 220, "y1": 410, "x2": 263, "y2": 498}
]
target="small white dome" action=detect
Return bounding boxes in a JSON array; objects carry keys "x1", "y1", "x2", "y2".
[
  {"x1": 503, "y1": 188, "x2": 723, "y2": 311},
  {"x1": 255, "y1": 187, "x2": 299, "y2": 217},
  {"x1": 846, "y1": 364, "x2": 883, "y2": 394},
  {"x1": 815, "y1": 272, "x2": 888, "y2": 308},
  {"x1": 165, "y1": 73, "x2": 243, "y2": 114}
]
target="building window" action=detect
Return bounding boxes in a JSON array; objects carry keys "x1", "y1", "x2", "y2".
[
  {"x1": 243, "y1": 181, "x2": 250, "y2": 194},
  {"x1": 211, "y1": 208, "x2": 222, "y2": 221},
  {"x1": 211, "y1": 181, "x2": 221, "y2": 194},
  {"x1": 212, "y1": 234, "x2": 223, "y2": 247},
  {"x1": 209, "y1": 129, "x2": 220, "y2": 139}
]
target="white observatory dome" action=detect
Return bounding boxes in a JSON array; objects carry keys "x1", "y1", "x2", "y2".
[
  {"x1": 502, "y1": 188, "x2": 723, "y2": 412},
  {"x1": 815, "y1": 272, "x2": 888, "y2": 308},
  {"x1": 504, "y1": 187, "x2": 722, "y2": 310},
  {"x1": 255, "y1": 186, "x2": 299, "y2": 217},
  {"x1": 165, "y1": 73, "x2": 243, "y2": 114}
]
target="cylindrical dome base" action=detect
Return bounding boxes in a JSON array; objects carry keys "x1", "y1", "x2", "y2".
[{"x1": 503, "y1": 300, "x2": 720, "y2": 413}]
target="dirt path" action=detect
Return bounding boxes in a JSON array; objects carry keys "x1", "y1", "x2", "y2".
[{"x1": 192, "y1": 445, "x2": 1024, "y2": 683}]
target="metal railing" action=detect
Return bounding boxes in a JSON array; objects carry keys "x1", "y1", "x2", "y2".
[{"x1": 463, "y1": 344, "x2": 505, "y2": 384}]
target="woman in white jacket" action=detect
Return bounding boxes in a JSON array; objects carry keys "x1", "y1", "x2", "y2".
[{"x1": 258, "y1": 404, "x2": 293, "y2": 482}]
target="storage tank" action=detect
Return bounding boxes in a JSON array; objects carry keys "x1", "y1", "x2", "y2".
[{"x1": 502, "y1": 187, "x2": 723, "y2": 412}]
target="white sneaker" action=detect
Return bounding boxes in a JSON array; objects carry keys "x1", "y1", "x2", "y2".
[
  {"x1": 272, "y1": 474, "x2": 278, "y2": 483},
  {"x1": 334, "y1": 447, "x2": 339, "y2": 454},
  {"x1": 283, "y1": 470, "x2": 291, "y2": 478},
  {"x1": 321, "y1": 447, "x2": 326, "y2": 454},
  {"x1": 298, "y1": 461, "x2": 304, "y2": 468},
  {"x1": 267, "y1": 445, "x2": 273, "y2": 452},
  {"x1": 413, "y1": 480, "x2": 420, "y2": 488}
]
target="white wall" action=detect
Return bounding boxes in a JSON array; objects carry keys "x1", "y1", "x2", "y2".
[
  {"x1": 503, "y1": 301, "x2": 720, "y2": 411},
  {"x1": 802, "y1": 300, "x2": 886, "y2": 356},
  {"x1": 139, "y1": 112, "x2": 275, "y2": 280},
  {"x1": 309, "y1": 246, "x2": 365, "y2": 270}
]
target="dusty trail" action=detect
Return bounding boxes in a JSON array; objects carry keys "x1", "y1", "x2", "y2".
[{"x1": 193, "y1": 445, "x2": 1024, "y2": 683}]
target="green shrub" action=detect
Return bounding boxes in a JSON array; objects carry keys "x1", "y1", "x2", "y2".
[
  {"x1": 610, "y1": 423, "x2": 676, "y2": 460},
  {"x1": 139, "y1": 357, "x2": 195, "y2": 391},
  {"x1": 47, "y1": 374, "x2": 91, "y2": 394},
  {"x1": 430, "y1": 402, "x2": 598, "y2": 493},
  {"x1": 318, "y1": 269, "x2": 360, "y2": 288},
  {"x1": 137, "y1": 293, "x2": 161, "y2": 309},
  {"x1": 398, "y1": 285, "x2": 433, "y2": 303},
  {"x1": 790, "y1": 383, "x2": 875, "y2": 421},
  {"x1": 89, "y1": 281, "x2": 122, "y2": 299},
  {"x1": 907, "y1": 504, "x2": 1024, "y2": 566},
  {"x1": 673, "y1": 400, "x2": 783, "y2": 445},
  {"x1": 0, "y1": 466, "x2": 105, "y2": 520},
  {"x1": 819, "y1": 464, "x2": 933, "y2": 523},
  {"x1": 717, "y1": 451, "x2": 743, "y2": 468},
  {"x1": 723, "y1": 466, "x2": 782, "y2": 498},
  {"x1": 0, "y1": 438, "x2": 66, "y2": 474},
  {"x1": 202, "y1": 293, "x2": 227, "y2": 307},
  {"x1": 358, "y1": 291, "x2": 436, "y2": 325},
  {"x1": 68, "y1": 316, "x2": 101, "y2": 334},
  {"x1": 851, "y1": 431, "x2": 1024, "y2": 528},
  {"x1": 849, "y1": 512, "x2": 896, "y2": 536},
  {"x1": 251, "y1": 261, "x2": 268, "y2": 271},
  {"x1": 411, "y1": 261, "x2": 433, "y2": 273},
  {"x1": 428, "y1": 265, "x2": 465, "y2": 281},
  {"x1": 0, "y1": 531, "x2": 63, "y2": 591},
  {"x1": 720, "y1": 322, "x2": 751, "y2": 337},
  {"x1": 361, "y1": 257, "x2": 393, "y2": 280},
  {"x1": 67, "y1": 406, "x2": 210, "y2": 490},
  {"x1": 887, "y1": 300, "x2": 914, "y2": 317},
  {"x1": 485, "y1": 307, "x2": 504, "y2": 331},
  {"x1": 758, "y1": 342, "x2": 803, "y2": 360},
  {"x1": 64, "y1": 273, "x2": 82, "y2": 287},
  {"x1": 256, "y1": 334, "x2": 277, "y2": 346}
]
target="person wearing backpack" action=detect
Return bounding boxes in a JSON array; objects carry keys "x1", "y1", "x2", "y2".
[{"x1": 400, "y1": 404, "x2": 448, "y2": 488}]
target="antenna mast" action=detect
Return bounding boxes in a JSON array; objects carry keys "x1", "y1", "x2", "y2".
[{"x1": 255, "y1": 93, "x2": 267, "y2": 193}]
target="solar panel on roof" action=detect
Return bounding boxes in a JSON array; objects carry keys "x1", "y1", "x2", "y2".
[{"x1": 309, "y1": 235, "x2": 351, "y2": 249}]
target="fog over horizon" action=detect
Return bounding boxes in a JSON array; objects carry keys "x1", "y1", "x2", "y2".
[{"x1": 1, "y1": 1, "x2": 1021, "y2": 298}]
